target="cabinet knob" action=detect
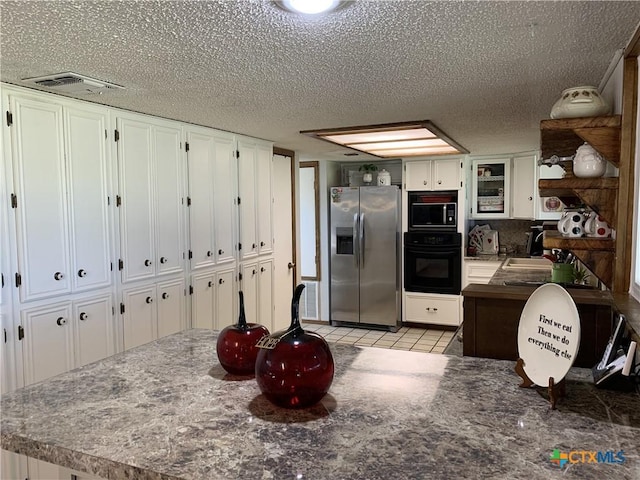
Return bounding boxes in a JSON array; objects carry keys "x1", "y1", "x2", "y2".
[
  {"x1": 54, "y1": 272, "x2": 64, "y2": 281},
  {"x1": 218, "y1": 249, "x2": 224, "y2": 255},
  {"x1": 162, "y1": 292, "x2": 169, "y2": 300},
  {"x1": 160, "y1": 257, "x2": 167, "y2": 264},
  {"x1": 56, "y1": 317, "x2": 67, "y2": 326},
  {"x1": 528, "y1": 196, "x2": 533, "y2": 201},
  {"x1": 433, "y1": 308, "x2": 438, "y2": 312},
  {"x1": 261, "y1": 267, "x2": 266, "y2": 273},
  {"x1": 437, "y1": 180, "x2": 442, "y2": 185},
  {"x1": 252, "y1": 269, "x2": 257, "y2": 275},
  {"x1": 208, "y1": 281, "x2": 213, "y2": 288},
  {"x1": 287, "y1": 262, "x2": 295, "y2": 270},
  {"x1": 425, "y1": 307, "x2": 430, "y2": 311},
  {"x1": 144, "y1": 259, "x2": 152, "y2": 267},
  {"x1": 219, "y1": 278, "x2": 224, "y2": 285},
  {"x1": 206, "y1": 251, "x2": 212, "y2": 257},
  {"x1": 260, "y1": 241, "x2": 265, "y2": 247},
  {"x1": 423, "y1": 180, "x2": 427, "y2": 185},
  {"x1": 79, "y1": 312, "x2": 88, "y2": 321},
  {"x1": 145, "y1": 296, "x2": 153, "y2": 304},
  {"x1": 252, "y1": 243, "x2": 257, "y2": 249},
  {"x1": 77, "y1": 269, "x2": 87, "y2": 278}
]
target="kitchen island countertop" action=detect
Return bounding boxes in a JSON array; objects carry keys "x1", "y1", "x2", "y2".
[{"x1": 2, "y1": 329, "x2": 639, "y2": 479}]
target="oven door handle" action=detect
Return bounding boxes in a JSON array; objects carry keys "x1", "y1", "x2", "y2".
[
  {"x1": 359, "y1": 213, "x2": 365, "y2": 268},
  {"x1": 353, "y1": 213, "x2": 359, "y2": 268}
]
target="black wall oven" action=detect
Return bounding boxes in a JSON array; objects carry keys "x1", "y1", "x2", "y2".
[{"x1": 404, "y1": 231, "x2": 462, "y2": 294}]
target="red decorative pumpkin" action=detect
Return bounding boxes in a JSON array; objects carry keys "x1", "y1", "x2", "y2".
[
  {"x1": 255, "y1": 284, "x2": 334, "y2": 408},
  {"x1": 216, "y1": 291, "x2": 270, "y2": 375}
]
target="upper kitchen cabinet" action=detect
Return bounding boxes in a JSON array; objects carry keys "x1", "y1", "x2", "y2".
[
  {"x1": 186, "y1": 127, "x2": 237, "y2": 270},
  {"x1": 116, "y1": 113, "x2": 185, "y2": 284},
  {"x1": 238, "y1": 138, "x2": 273, "y2": 259},
  {"x1": 405, "y1": 158, "x2": 463, "y2": 191},
  {"x1": 510, "y1": 153, "x2": 536, "y2": 219},
  {"x1": 6, "y1": 93, "x2": 112, "y2": 302},
  {"x1": 470, "y1": 158, "x2": 511, "y2": 219}
]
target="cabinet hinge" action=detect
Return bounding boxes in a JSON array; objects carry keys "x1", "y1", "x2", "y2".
[
  {"x1": 6, "y1": 111, "x2": 13, "y2": 126},
  {"x1": 460, "y1": 161, "x2": 463, "y2": 169},
  {"x1": 3, "y1": 328, "x2": 6, "y2": 343},
  {"x1": 10, "y1": 193, "x2": 17, "y2": 208},
  {"x1": 18, "y1": 325, "x2": 24, "y2": 341},
  {"x1": 237, "y1": 197, "x2": 241, "y2": 205},
  {"x1": 14, "y1": 272, "x2": 21, "y2": 287},
  {"x1": 235, "y1": 150, "x2": 240, "y2": 159},
  {"x1": 1, "y1": 273, "x2": 3, "y2": 288},
  {"x1": 107, "y1": 196, "x2": 110, "y2": 206},
  {"x1": 188, "y1": 250, "x2": 193, "y2": 259},
  {"x1": 105, "y1": 129, "x2": 108, "y2": 139},
  {"x1": 118, "y1": 259, "x2": 124, "y2": 270},
  {"x1": 120, "y1": 303, "x2": 125, "y2": 314},
  {"x1": 238, "y1": 242, "x2": 242, "y2": 251},
  {"x1": 110, "y1": 262, "x2": 113, "y2": 271},
  {"x1": 185, "y1": 142, "x2": 190, "y2": 152},
  {"x1": 112, "y1": 306, "x2": 115, "y2": 316},
  {"x1": 114, "y1": 129, "x2": 120, "y2": 142},
  {"x1": 460, "y1": 181, "x2": 463, "y2": 187},
  {"x1": 239, "y1": 272, "x2": 243, "y2": 281},
  {"x1": 187, "y1": 197, "x2": 191, "y2": 206},
  {"x1": 189, "y1": 285, "x2": 194, "y2": 295},
  {"x1": 116, "y1": 195, "x2": 121, "y2": 207}
]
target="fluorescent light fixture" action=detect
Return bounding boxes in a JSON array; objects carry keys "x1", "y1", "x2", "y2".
[
  {"x1": 301, "y1": 121, "x2": 468, "y2": 158},
  {"x1": 281, "y1": 0, "x2": 340, "y2": 14}
]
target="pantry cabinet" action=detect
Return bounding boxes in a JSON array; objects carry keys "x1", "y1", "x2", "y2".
[
  {"x1": 238, "y1": 139, "x2": 273, "y2": 259},
  {"x1": 117, "y1": 114, "x2": 185, "y2": 283},
  {"x1": 405, "y1": 158, "x2": 462, "y2": 191},
  {"x1": 7, "y1": 95, "x2": 112, "y2": 302},
  {"x1": 191, "y1": 268, "x2": 236, "y2": 331},
  {"x1": 20, "y1": 293, "x2": 115, "y2": 386},
  {"x1": 186, "y1": 127, "x2": 237, "y2": 270},
  {"x1": 241, "y1": 259, "x2": 273, "y2": 329},
  {"x1": 122, "y1": 279, "x2": 186, "y2": 350}
]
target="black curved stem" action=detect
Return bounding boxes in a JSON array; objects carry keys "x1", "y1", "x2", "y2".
[
  {"x1": 237, "y1": 291, "x2": 247, "y2": 329},
  {"x1": 290, "y1": 284, "x2": 305, "y2": 330}
]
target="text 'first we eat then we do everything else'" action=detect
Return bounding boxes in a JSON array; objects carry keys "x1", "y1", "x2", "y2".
[{"x1": 527, "y1": 314, "x2": 575, "y2": 360}]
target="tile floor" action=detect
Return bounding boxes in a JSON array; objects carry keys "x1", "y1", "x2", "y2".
[{"x1": 302, "y1": 323, "x2": 456, "y2": 354}]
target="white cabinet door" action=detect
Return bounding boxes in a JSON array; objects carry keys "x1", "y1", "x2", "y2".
[
  {"x1": 154, "y1": 126, "x2": 184, "y2": 276},
  {"x1": 22, "y1": 303, "x2": 74, "y2": 386},
  {"x1": 191, "y1": 272, "x2": 215, "y2": 329},
  {"x1": 27, "y1": 456, "x2": 61, "y2": 480},
  {"x1": 186, "y1": 131, "x2": 216, "y2": 270},
  {"x1": 405, "y1": 161, "x2": 431, "y2": 190},
  {"x1": 405, "y1": 293, "x2": 460, "y2": 326},
  {"x1": 432, "y1": 159, "x2": 461, "y2": 190},
  {"x1": 256, "y1": 145, "x2": 273, "y2": 255},
  {"x1": 241, "y1": 262, "x2": 259, "y2": 324},
  {"x1": 215, "y1": 269, "x2": 235, "y2": 330},
  {"x1": 118, "y1": 118, "x2": 155, "y2": 283},
  {"x1": 213, "y1": 136, "x2": 237, "y2": 264},
  {"x1": 470, "y1": 158, "x2": 511, "y2": 219},
  {"x1": 258, "y1": 259, "x2": 273, "y2": 331},
  {"x1": 238, "y1": 141, "x2": 258, "y2": 259},
  {"x1": 122, "y1": 285, "x2": 156, "y2": 350},
  {"x1": 10, "y1": 95, "x2": 71, "y2": 301},
  {"x1": 74, "y1": 294, "x2": 114, "y2": 368},
  {"x1": 1, "y1": 449, "x2": 28, "y2": 480},
  {"x1": 511, "y1": 154, "x2": 536, "y2": 219},
  {"x1": 157, "y1": 279, "x2": 185, "y2": 338},
  {"x1": 65, "y1": 105, "x2": 112, "y2": 293}
]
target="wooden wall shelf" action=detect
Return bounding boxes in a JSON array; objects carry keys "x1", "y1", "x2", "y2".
[
  {"x1": 540, "y1": 115, "x2": 621, "y2": 166},
  {"x1": 538, "y1": 177, "x2": 618, "y2": 225}
]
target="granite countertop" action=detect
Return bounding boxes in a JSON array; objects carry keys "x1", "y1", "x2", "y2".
[{"x1": 2, "y1": 329, "x2": 639, "y2": 480}]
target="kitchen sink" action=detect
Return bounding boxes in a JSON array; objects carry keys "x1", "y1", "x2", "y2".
[{"x1": 502, "y1": 257, "x2": 553, "y2": 270}]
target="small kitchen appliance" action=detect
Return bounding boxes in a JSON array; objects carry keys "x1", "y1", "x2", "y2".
[{"x1": 408, "y1": 191, "x2": 457, "y2": 230}]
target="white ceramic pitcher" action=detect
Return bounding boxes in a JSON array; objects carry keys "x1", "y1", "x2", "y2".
[{"x1": 584, "y1": 211, "x2": 612, "y2": 238}]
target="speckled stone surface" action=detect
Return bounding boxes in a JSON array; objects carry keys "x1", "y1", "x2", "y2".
[{"x1": 2, "y1": 329, "x2": 639, "y2": 480}]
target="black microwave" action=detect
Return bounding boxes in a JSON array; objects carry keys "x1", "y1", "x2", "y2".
[{"x1": 408, "y1": 192, "x2": 457, "y2": 230}]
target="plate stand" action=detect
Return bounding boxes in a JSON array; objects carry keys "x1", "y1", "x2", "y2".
[{"x1": 514, "y1": 358, "x2": 566, "y2": 410}]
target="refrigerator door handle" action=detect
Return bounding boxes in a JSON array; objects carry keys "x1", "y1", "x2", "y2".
[
  {"x1": 353, "y1": 213, "x2": 359, "y2": 268},
  {"x1": 359, "y1": 212, "x2": 365, "y2": 268}
]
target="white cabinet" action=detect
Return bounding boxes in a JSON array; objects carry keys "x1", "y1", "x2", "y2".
[
  {"x1": 191, "y1": 268, "x2": 236, "y2": 331},
  {"x1": 470, "y1": 158, "x2": 511, "y2": 219},
  {"x1": 186, "y1": 127, "x2": 237, "y2": 270},
  {"x1": 1, "y1": 449, "x2": 27, "y2": 480},
  {"x1": 463, "y1": 260, "x2": 502, "y2": 289},
  {"x1": 241, "y1": 259, "x2": 273, "y2": 329},
  {"x1": 117, "y1": 113, "x2": 185, "y2": 283},
  {"x1": 511, "y1": 154, "x2": 536, "y2": 219},
  {"x1": 2, "y1": 450, "x2": 104, "y2": 480},
  {"x1": 405, "y1": 293, "x2": 461, "y2": 326},
  {"x1": 21, "y1": 293, "x2": 115, "y2": 386},
  {"x1": 122, "y1": 279, "x2": 186, "y2": 350},
  {"x1": 405, "y1": 159, "x2": 462, "y2": 191},
  {"x1": 238, "y1": 139, "x2": 273, "y2": 259},
  {"x1": 8, "y1": 94, "x2": 112, "y2": 302}
]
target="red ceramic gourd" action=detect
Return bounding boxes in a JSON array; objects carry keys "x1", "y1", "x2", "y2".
[
  {"x1": 216, "y1": 291, "x2": 270, "y2": 375},
  {"x1": 255, "y1": 284, "x2": 334, "y2": 408}
]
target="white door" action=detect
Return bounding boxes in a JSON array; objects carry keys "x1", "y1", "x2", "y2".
[
  {"x1": 186, "y1": 130, "x2": 215, "y2": 270},
  {"x1": 74, "y1": 294, "x2": 114, "y2": 368},
  {"x1": 433, "y1": 159, "x2": 462, "y2": 190},
  {"x1": 65, "y1": 105, "x2": 112, "y2": 292},
  {"x1": 157, "y1": 278, "x2": 185, "y2": 338},
  {"x1": 405, "y1": 161, "x2": 430, "y2": 190},
  {"x1": 154, "y1": 125, "x2": 184, "y2": 276},
  {"x1": 272, "y1": 153, "x2": 295, "y2": 331},
  {"x1": 213, "y1": 135, "x2": 237, "y2": 265},
  {"x1": 511, "y1": 154, "x2": 536, "y2": 219},
  {"x1": 10, "y1": 95, "x2": 70, "y2": 301},
  {"x1": 258, "y1": 259, "x2": 274, "y2": 331},
  {"x1": 215, "y1": 269, "x2": 235, "y2": 330},
  {"x1": 256, "y1": 145, "x2": 273, "y2": 255},
  {"x1": 238, "y1": 141, "x2": 258, "y2": 259},
  {"x1": 122, "y1": 285, "x2": 156, "y2": 350},
  {"x1": 21, "y1": 303, "x2": 74, "y2": 385},
  {"x1": 191, "y1": 272, "x2": 215, "y2": 329},
  {"x1": 241, "y1": 263, "x2": 259, "y2": 325},
  {"x1": 117, "y1": 117, "x2": 155, "y2": 283}
]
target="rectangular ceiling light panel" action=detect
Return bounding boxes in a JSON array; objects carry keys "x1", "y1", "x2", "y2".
[{"x1": 302, "y1": 121, "x2": 468, "y2": 158}]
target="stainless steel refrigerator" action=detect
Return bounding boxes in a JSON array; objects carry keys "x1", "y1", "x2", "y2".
[{"x1": 329, "y1": 186, "x2": 400, "y2": 331}]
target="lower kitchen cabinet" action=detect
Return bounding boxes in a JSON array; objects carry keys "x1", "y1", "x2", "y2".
[
  {"x1": 241, "y1": 258, "x2": 273, "y2": 330},
  {"x1": 404, "y1": 293, "x2": 461, "y2": 326},
  {"x1": 2, "y1": 450, "x2": 105, "y2": 480},
  {"x1": 122, "y1": 279, "x2": 186, "y2": 350},
  {"x1": 463, "y1": 260, "x2": 502, "y2": 288},
  {"x1": 191, "y1": 267, "x2": 236, "y2": 331},
  {"x1": 21, "y1": 293, "x2": 115, "y2": 386}
]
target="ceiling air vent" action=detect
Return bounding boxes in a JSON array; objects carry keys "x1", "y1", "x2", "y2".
[{"x1": 22, "y1": 72, "x2": 124, "y2": 95}]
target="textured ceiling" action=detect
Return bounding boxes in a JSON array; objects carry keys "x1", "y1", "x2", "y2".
[{"x1": 1, "y1": 1, "x2": 639, "y2": 161}]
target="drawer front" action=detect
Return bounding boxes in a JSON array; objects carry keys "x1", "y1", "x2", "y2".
[
  {"x1": 466, "y1": 261, "x2": 502, "y2": 278},
  {"x1": 405, "y1": 294, "x2": 460, "y2": 326}
]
